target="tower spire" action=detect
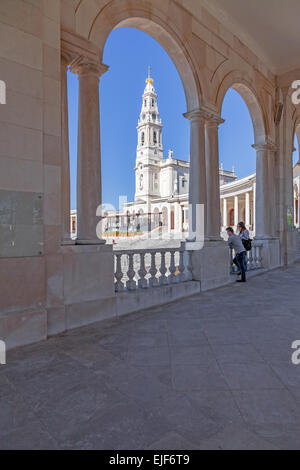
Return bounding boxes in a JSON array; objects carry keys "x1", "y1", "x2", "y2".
[{"x1": 146, "y1": 65, "x2": 153, "y2": 84}]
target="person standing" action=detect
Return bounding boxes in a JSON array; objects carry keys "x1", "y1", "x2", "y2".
[
  {"x1": 226, "y1": 226, "x2": 246, "y2": 282},
  {"x1": 237, "y1": 221, "x2": 249, "y2": 273}
]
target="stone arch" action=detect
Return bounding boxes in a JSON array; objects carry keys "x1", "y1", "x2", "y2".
[
  {"x1": 215, "y1": 71, "x2": 267, "y2": 145},
  {"x1": 76, "y1": 0, "x2": 201, "y2": 112}
]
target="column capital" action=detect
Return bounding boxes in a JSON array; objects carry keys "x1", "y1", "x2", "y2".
[
  {"x1": 61, "y1": 50, "x2": 74, "y2": 68},
  {"x1": 70, "y1": 56, "x2": 109, "y2": 78},
  {"x1": 252, "y1": 139, "x2": 277, "y2": 152},
  {"x1": 184, "y1": 106, "x2": 224, "y2": 126}
]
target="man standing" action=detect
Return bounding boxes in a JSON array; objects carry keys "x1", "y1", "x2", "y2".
[{"x1": 226, "y1": 226, "x2": 247, "y2": 282}]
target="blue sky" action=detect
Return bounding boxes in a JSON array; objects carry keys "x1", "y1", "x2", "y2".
[{"x1": 67, "y1": 27, "x2": 279, "y2": 210}]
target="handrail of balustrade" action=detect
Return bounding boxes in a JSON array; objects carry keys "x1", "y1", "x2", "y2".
[{"x1": 113, "y1": 241, "x2": 186, "y2": 256}]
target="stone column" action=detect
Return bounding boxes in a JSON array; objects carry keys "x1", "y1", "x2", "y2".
[
  {"x1": 223, "y1": 198, "x2": 227, "y2": 228},
  {"x1": 234, "y1": 195, "x2": 239, "y2": 228},
  {"x1": 253, "y1": 143, "x2": 275, "y2": 238},
  {"x1": 268, "y1": 145, "x2": 277, "y2": 237},
  {"x1": 61, "y1": 53, "x2": 72, "y2": 244},
  {"x1": 297, "y1": 181, "x2": 300, "y2": 230},
  {"x1": 184, "y1": 110, "x2": 207, "y2": 240},
  {"x1": 245, "y1": 192, "x2": 250, "y2": 228},
  {"x1": 205, "y1": 116, "x2": 224, "y2": 239},
  {"x1": 253, "y1": 183, "x2": 256, "y2": 233},
  {"x1": 71, "y1": 58, "x2": 108, "y2": 244}
]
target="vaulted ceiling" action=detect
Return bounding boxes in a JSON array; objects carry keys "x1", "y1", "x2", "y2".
[{"x1": 202, "y1": 0, "x2": 300, "y2": 74}]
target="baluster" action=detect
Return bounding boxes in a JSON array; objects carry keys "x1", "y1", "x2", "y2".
[
  {"x1": 252, "y1": 246, "x2": 257, "y2": 269},
  {"x1": 114, "y1": 253, "x2": 124, "y2": 292},
  {"x1": 256, "y1": 246, "x2": 262, "y2": 268},
  {"x1": 177, "y1": 247, "x2": 185, "y2": 282},
  {"x1": 126, "y1": 252, "x2": 136, "y2": 290},
  {"x1": 248, "y1": 248, "x2": 254, "y2": 270},
  {"x1": 138, "y1": 252, "x2": 148, "y2": 288},
  {"x1": 149, "y1": 251, "x2": 158, "y2": 287},
  {"x1": 168, "y1": 250, "x2": 177, "y2": 284},
  {"x1": 254, "y1": 246, "x2": 259, "y2": 269},
  {"x1": 184, "y1": 250, "x2": 193, "y2": 281},
  {"x1": 159, "y1": 251, "x2": 168, "y2": 285},
  {"x1": 245, "y1": 250, "x2": 249, "y2": 272}
]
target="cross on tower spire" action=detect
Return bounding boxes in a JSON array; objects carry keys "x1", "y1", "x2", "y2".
[{"x1": 146, "y1": 65, "x2": 153, "y2": 84}]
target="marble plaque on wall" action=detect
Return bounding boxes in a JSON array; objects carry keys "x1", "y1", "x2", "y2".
[{"x1": 0, "y1": 190, "x2": 43, "y2": 257}]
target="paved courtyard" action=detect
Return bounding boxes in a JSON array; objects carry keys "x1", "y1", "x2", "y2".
[{"x1": 2, "y1": 263, "x2": 300, "y2": 449}]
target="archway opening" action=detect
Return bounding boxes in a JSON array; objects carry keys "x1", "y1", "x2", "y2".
[
  {"x1": 99, "y1": 26, "x2": 190, "y2": 243},
  {"x1": 219, "y1": 87, "x2": 257, "y2": 237}
]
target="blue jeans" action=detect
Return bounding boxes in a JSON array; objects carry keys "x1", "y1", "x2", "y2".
[
  {"x1": 242, "y1": 251, "x2": 248, "y2": 272},
  {"x1": 233, "y1": 252, "x2": 247, "y2": 280}
]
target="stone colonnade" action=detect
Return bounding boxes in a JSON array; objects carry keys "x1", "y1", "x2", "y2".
[{"x1": 221, "y1": 189, "x2": 255, "y2": 233}]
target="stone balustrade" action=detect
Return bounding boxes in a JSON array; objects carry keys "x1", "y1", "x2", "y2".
[
  {"x1": 114, "y1": 242, "x2": 192, "y2": 292},
  {"x1": 229, "y1": 242, "x2": 263, "y2": 273}
]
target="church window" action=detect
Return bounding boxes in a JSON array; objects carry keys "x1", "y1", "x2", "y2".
[
  {"x1": 152, "y1": 99, "x2": 154, "y2": 106},
  {"x1": 141, "y1": 132, "x2": 145, "y2": 145},
  {"x1": 152, "y1": 113, "x2": 156, "y2": 121},
  {"x1": 153, "y1": 131, "x2": 157, "y2": 144},
  {"x1": 139, "y1": 174, "x2": 143, "y2": 190},
  {"x1": 144, "y1": 99, "x2": 147, "y2": 107}
]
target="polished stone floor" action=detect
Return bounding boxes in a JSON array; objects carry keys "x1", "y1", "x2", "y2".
[{"x1": 2, "y1": 263, "x2": 300, "y2": 449}]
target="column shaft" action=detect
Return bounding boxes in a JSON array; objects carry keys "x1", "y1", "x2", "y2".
[
  {"x1": 71, "y1": 59, "x2": 108, "y2": 243},
  {"x1": 268, "y1": 149, "x2": 276, "y2": 237},
  {"x1": 61, "y1": 56, "x2": 71, "y2": 242},
  {"x1": 253, "y1": 144, "x2": 274, "y2": 238},
  {"x1": 186, "y1": 112, "x2": 206, "y2": 239},
  {"x1": 223, "y1": 198, "x2": 227, "y2": 228},
  {"x1": 297, "y1": 182, "x2": 300, "y2": 229},
  {"x1": 245, "y1": 192, "x2": 250, "y2": 228},
  {"x1": 205, "y1": 121, "x2": 222, "y2": 239},
  {"x1": 253, "y1": 183, "x2": 256, "y2": 233},
  {"x1": 234, "y1": 195, "x2": 239, "y2": 227}
]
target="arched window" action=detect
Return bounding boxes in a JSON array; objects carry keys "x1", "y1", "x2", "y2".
[
  {"x1": 153, "y1": 131, "x2": 157, "y2": 144},
  {"x1": 141, "y1": 132, "x2": 145, "y2": 146}
]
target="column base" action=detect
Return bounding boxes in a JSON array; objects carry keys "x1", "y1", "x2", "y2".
[
  {"x1": 254, "y1": 234, "x2": 273, "y2": 240},
  {"x1": 76, "y1": 239, "x2": 106, "y2": 245},
  {"x1": 254, "y1": 236, "x2": 281, "y2": 269},
  {"x1": 206, "y1": 235, "x2": 223, "y2": 242},
  {"x1": 188, "y1": 239, "x2": 231, "y2": 291},
  {"x1": 61, "y1": 238, "x2": 75, "y2": 246}
]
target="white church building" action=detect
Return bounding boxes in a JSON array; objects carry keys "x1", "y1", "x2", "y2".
[
  {"x1": 71, "y1": 71, "x2": 300, "y2": 239},
  {"x1": 102, "y1": 70, "x2": 237, "y2": 237}
]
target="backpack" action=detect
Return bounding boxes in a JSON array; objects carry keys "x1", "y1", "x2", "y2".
[{"x1": 242, "y1": 238, "x2": 252, "y2": 251}]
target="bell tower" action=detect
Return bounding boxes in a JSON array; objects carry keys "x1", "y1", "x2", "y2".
[{"x1": 135, "y1": 67, "x2": 163, "y2": 201}]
